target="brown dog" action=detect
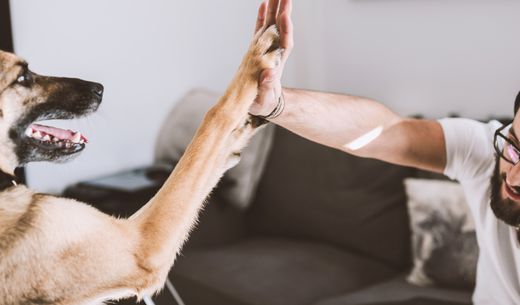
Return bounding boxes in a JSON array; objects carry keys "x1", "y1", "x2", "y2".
[{"x1": 0, "y1": 25, "x2": 280, "y2": 305}]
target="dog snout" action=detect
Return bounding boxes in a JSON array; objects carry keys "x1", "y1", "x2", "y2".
[{"x1": 91, "y1": 83, "x2": 104, "y2": 99}]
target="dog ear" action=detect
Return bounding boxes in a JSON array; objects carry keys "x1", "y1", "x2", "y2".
[{"x1": 0, "y1": 50, "x2": 24, "y2": 94}]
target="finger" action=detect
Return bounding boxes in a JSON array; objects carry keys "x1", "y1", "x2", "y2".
[
  {"x1": 277, "y1": 0, "x2": 291, "y2": 32},
  {"x1": 254, "y1": 1, "x2": 268, "y2": 33},
  {"x1": 277, "y1": 0, "x2": 293, "y2": 61},
  {"x1": 266, "y1": 0, "x2": 281, "y2": 26},
  {"x1": 278, "y1": 0, "x2": 292, "y2": 19},
  {"x1": 279, "y1": 13, "x2": 293, "y2": 61}
]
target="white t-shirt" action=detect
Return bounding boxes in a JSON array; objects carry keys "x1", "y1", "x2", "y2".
[{"x1": 440, "y1": 118, "x2": 520, "y2": 305}]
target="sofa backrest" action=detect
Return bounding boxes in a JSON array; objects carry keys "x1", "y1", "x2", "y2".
[{"x1": 246, "y1": 126, "x2": 415, "y2": 268}]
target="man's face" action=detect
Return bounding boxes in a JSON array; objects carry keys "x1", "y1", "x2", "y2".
[{"x1": 490, "y1": 117, "x2": 520, "y2": 227}]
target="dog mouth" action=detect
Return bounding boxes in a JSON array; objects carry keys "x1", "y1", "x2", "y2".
[
  {"x1": 16, "y1": 107, "x2": 97, "y2": 157},
  {"x1": 24, "y1": 122, "x2": 88, "y2": 152},
  {"x1": 12, "y1": 99, "x2": 101, "y2": 161},
  {"x1": 6, "y1": 76, "x2": 104, "y2": 164}
]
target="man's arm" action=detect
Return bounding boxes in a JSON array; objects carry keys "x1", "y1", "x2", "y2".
[
  {"x1": 251, "y1": 0, "x2": 446, "y2": 173},
  {"x1": 267, "y1": 89, "x2": 446, "y2": 173}
]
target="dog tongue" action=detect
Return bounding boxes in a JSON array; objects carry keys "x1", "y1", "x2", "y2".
[{"x1": 30, "y1": 123, "x2": 88, "y2": 142}]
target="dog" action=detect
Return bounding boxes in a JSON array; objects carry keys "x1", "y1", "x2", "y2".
[{"x1": 0, "y1": 24, "x2": 281, "y2": 305}]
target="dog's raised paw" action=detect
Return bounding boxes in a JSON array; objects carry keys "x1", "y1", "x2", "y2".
[
  {"x1": 255, "y1": 25, "x2": 280, "y2": 55},
  {"x1": 249, "y1": 24, "x2": 283, "y2": 72}
]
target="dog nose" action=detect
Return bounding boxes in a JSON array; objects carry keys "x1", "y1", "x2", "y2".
[{"x1": 91, "y1": 83, "x2": 104, "y2": 98}]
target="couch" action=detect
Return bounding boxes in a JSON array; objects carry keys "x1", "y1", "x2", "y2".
[{"x1": 166, "y1": 125, "x2": 474, "y2": 305}]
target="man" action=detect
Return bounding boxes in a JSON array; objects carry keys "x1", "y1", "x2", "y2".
[{"x1": 251, "y1": 0, "x2": 520, "y2": 304}]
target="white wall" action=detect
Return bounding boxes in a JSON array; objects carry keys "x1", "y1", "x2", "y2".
[
  {"x1": 10, "y1": 0, "x2": 261, "y2": 193},
  {"x1": 284, "y1": 0, "x2": 520, "y2": 118},
  {"x1": 9, "y1": 0, "x2": 520, "y2": 193}
]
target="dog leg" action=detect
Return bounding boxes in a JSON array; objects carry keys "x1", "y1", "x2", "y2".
[{"x1": 125, "y1": 25, "x2": 282, "y2": 297}]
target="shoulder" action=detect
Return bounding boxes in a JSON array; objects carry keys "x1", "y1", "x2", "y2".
[
  {"x1": 438, "y1": 118, "x2": 501, "y2": 182},
  {"x1": 438, "y1": 118, "x2": 501, "y2": 137}
]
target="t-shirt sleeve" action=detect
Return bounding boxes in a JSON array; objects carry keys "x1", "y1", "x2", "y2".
[{"x1": 438, "y1": 118, "x2": 501, "y2": 182}]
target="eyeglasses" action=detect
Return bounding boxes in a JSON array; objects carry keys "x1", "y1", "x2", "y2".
[{"x1": 494, "y1": 123, "x2": 520, "y2": 165}]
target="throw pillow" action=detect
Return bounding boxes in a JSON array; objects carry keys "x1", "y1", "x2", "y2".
[
  {"x1": 404, "y1": 178, "x2": 478, "y2": 290},
  {"x1": 154, "y1": 88, "x2": 275, "y2": 210}
]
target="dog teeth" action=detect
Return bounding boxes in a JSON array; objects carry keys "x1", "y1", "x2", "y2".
[
  {"x1": 32, "y1": 131, "x2": 42, "y2": 139},
  {"x1": 24, "y1": 127, "x2": 86, "y2": 146},
  {"x1": 71, "y1": 132, "x2": 81, "y2": 144}
]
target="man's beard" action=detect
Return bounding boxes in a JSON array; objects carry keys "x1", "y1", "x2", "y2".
[{"x1": 490, "y1": 157, "x2": 520, "y2": 227}]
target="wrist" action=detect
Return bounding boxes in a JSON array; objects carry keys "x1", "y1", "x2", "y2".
[{"x1": 260, "y1": 91, "x2": 285, "y2": 120}]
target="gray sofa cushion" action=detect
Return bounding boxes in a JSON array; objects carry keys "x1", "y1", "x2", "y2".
[
  {"x1": 154, "y1": 88, "x2": 275, "y2": 210},
  {"x1": 404, "y1": 178, "x2": 477, "y2": 289},
  {"x1": 313, "y1": 275, "x2": 472, "y2": 305},
  {"x1": 172, "y1": 238, "x2": 398, "y2": 305},
  {"x1": 247, "y1": 127, "x2": 415, "y2": 268}
]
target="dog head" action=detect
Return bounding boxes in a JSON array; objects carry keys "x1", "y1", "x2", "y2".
[{"x1": 0, "y1": 50, "x2": 103, "y2": 173}]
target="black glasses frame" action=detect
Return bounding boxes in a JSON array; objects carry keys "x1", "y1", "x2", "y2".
[{"x1": 494, "y1": 123, "x2": 520, "y2": 165}]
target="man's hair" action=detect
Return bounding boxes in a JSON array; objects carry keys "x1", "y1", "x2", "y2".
[{"x1": 516, "y1": 91, "x2": 520, "y2": 115}]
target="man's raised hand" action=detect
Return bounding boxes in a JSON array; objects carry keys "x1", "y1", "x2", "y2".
[{"x1": 249, "y1": 0, "x2": 293, "y2": 118}]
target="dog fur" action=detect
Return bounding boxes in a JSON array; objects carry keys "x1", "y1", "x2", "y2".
[{"x1": 0, "y1": 25, "x2": 281, "y2": 305}]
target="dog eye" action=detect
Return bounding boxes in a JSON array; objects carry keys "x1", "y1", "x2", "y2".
[{"x1": 16, "y1": 71, "x2": 32, "y2": 86}]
